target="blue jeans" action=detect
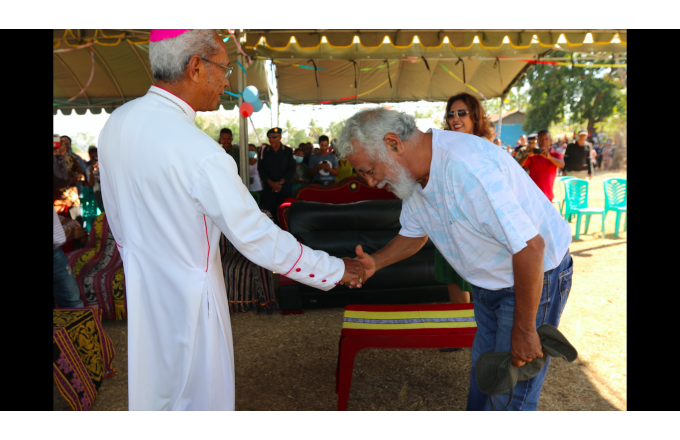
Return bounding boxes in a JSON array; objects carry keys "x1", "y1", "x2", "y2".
[
  {"x1": 466, "y1": 250, "x2": 573, "y2": 411},
  {"x1": 53, "y1": 247, "x2": 83, "y2": 308}
]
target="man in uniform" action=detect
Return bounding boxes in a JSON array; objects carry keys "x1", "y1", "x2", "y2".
[{"x1": 258, "y1": 127, "x2": 296, "y2": 224}]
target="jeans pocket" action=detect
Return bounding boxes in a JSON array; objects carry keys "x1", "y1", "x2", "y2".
[{"x1": 557, "y1": 256, "x2": 574, "y2": 316}]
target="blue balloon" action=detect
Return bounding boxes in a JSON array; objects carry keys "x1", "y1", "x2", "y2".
[
  {"x1": 242, "y1": 86, "x2": 259, "y2": 103},
  {"x1": 252, "y1": 99, "x2": 264, "y2": 112}
]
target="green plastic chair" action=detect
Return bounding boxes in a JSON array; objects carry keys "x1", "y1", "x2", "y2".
[
  {"x1": 563, "y1": 179, "x2": 605, "y2": 240},
  {"x1": 555, "y1": 176, "x2": 576, "y2": 218},
  {"x1": 80, "y1": 186, "x2": 101, "y2": 233},
  {"x1": 603, "y1": 178, "x2": 627, "y2": 238}
]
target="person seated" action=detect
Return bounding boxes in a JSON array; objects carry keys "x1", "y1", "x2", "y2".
[{"x1": 291, "y1": 147, "x2": 310, "y2": 194}]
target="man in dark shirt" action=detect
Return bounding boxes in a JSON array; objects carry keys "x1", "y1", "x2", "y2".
[
  {"x1": 563, "y1": 129, "x2": 594, "y2": 180},
  {"x1": 258, "y1": 127, "x2": 296, "y2": 224}
]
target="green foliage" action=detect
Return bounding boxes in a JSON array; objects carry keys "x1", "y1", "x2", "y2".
[
  {"x1": 71, "y1": 132, "x2": 96, "y2": 152},
  {"x1": 194, "y1": 112, "x2": 239, "y2": 144},
  {"x1": 307, "y1": 118, "x2": 324, "y2": 142},
  {"x1": 523, "y1": 51, "x2": 626, "y2": 134},
  {"x1": 283, "y1": 119, "x2": 312, "y2": 147},
  {"x1": 326, "y1": 119, "x2": 346, "y2": 140}
]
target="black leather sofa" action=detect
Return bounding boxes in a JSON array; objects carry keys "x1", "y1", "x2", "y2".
[{"x1": 279, "y1": 199, "x2": 448, "y2": 312}]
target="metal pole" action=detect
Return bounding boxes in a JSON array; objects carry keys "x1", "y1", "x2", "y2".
[
  {"x1": 237, "y1": 50, "x2": 249, "y2": 188},
  {"x1": 497, "y1": 97, "x2": 504, "y2": 145}
]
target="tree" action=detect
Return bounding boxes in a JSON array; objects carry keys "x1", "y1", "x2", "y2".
[
  {"x1": 523, "y1": 51, "x2": 625, "y2": 134},
  {"x1": 326, "y1": 119, "x2": 345, "y2": 140},
  {"x1": 71, "y1": 132, "x2": 96, "y2": 152},
  {"x1": 308, "y1": 118, "x2": 324, "y2": 142},
  {"x1": 194, "y1": 113, "x2": 239, "y2": 144},
  {"x1": 280, "y1": 119, "x2": 311, "y2": 147}
]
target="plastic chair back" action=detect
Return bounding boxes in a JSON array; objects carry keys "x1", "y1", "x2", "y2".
[
  {"x1": 603, "y1": 178, "x2": 627, "y2": 210},
  {"x1": 564, "y1": 179, "x2": 589, "y2": 211},
  {"x1": 557, "y1": 176, "x2": 575, "y2": 199}
]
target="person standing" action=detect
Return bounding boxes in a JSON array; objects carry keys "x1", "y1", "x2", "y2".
[
  {"x1": 308, "y1": 135, "x2": 339, "y2": 185},
  {"x1": 563, "y1": 129, "x2": 594, "y2": 180},
  {"x1": 518, "y1": 130, "x2": 565, "y2": 201},
  {"x1": 98, "y1": 29, "x2": 365, "y2": 411},
  {"x1": 53, "y1": 142, "x2": 83, "y2": 308},
  {"x1": 247, "y1": 143, "x2": 262, "y2": 202},
  {"x1": 337, "y1": 106, "x2": 572, "y2": 411},
  {"x1": 601, "y1": 140, "x2": 613, "y2": 170},
  {"x1": 437, "y1": 92, "x2": 496, "y2": 308},
  {"x1": 258, "y1": 127, "x2": 296, "y2": 224},
  {"x1": 219, "y1": 128, "x2": 240, "y2": 175}
]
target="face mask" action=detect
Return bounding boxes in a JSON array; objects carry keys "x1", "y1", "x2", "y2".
[
  {"x1": 249, "y1": 151, "x2": 257, "y2": 159},
  {"x1": 295, "y1": 156, "x2": 304, "y2": 164}
]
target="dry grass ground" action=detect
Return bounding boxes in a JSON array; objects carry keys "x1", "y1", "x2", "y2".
[{"x1": 53, "y1": 169, "x2": 626, "y2": 411}]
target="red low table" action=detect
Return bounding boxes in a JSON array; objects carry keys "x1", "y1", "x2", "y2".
[{"x1": 335, "y1": 303, "x2": 476, "y2": 411}]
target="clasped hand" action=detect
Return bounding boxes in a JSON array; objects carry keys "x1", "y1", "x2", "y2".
[{"x1": 339, "y1": 245, "x2": 376, "y2": 289}]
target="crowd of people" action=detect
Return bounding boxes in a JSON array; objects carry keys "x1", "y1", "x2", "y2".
[{"x1": 53, "y1": 28, "x2": 621, "y2": 413}]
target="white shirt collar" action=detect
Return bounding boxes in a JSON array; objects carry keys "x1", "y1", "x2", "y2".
[{"x1": 147, "y1": 85, "x2": 197, "y2": 123}]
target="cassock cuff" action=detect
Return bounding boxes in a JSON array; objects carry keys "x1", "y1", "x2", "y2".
[{"x1": 281, "y1": 243, "x2": 345, "y2": 291}]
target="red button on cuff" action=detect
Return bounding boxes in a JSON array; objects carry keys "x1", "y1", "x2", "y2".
[
  {"x1": 295, "y1": 268, "x2": 301, "y2": 272},
  {"x1": 309, "y1": 274, "x2": 315, "y2": 278},
  {"x1": 322, "y1": 279, "x2": 326, "y2": 282}
]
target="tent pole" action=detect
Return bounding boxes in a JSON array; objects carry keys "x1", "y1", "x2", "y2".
[
  {"x1": 237, "y1": 49, "x2": 250, "y2": 188},
  {"x1": 497, "y1": 97, "x2": 504, "y2": 145}
]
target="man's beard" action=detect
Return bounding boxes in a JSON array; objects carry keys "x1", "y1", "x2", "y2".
[{"x1": 376, "y1": 156, "x2": 418, "y2": 200}]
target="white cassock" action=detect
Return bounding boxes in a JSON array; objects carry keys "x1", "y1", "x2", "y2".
[{"x1": 99, "y1": 85, "x2": 345, "y2": 411}]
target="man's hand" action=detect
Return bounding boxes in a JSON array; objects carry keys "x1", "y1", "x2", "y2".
[
  {"x1": 343, "y1": 245, "x2": 377, "y2": 289},
  {"x1": 340, "y1": 258, "x2": 366, "y2": 285},
  {"x1": 588, "y1": 174, "x2": 593, "y2": 180},
  {"x1": 269, "y1": 180, "x2": 282, "y2": 192},
  {"x1": 510, "y1": 327, "x2": 544, "y2": 367},
  {"x1": 540, "y1": 150, "x2": 550, "y2": 159}
]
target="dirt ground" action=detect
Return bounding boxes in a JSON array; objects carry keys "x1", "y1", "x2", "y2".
[{"x1": 54, "y1": 169, "x2": 626, "y2": 411}]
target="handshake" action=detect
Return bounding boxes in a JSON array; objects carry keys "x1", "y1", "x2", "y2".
[{"x1": 338, "y1": 245, "x2": 375, "y2": 289}]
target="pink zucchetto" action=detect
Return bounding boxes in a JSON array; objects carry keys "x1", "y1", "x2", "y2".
[{"x1": 150, "y1": 29, "x2": 193, "y2": 42}]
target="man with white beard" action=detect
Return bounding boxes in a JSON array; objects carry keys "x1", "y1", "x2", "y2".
[{"x1": 336, "y1": 107, "x2": 573, "y2": 411}]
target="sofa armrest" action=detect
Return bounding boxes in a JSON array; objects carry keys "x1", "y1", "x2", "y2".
[{"x1": 277, "y1": 197, "x2": 298, "y2": 231}]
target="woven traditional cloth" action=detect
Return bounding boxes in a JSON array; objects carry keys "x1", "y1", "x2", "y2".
[
  {"x1": 53, "y1": 307, "x2": 116, "y2": 411},
  {"x1": 341, "y1": 303, "x2": 476, "y2": 336},
  {"x1": 218, "y1": 209, "x2": 278, "y2": 313},
  {"x1": 66, "y1": 214, "x2": 127, "y2": 320}
]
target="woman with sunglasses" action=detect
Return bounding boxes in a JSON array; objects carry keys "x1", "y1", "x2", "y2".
[{"x1": 436, "y1": 93, "x2": 494, "y2": 315}]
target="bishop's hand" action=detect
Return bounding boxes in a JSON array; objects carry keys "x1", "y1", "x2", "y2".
[{"x1": 340, "y1": 258, "x2": 366, "y2": 287}]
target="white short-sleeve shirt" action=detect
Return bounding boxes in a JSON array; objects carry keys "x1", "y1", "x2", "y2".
[{"x1": 399, "y1": 129, "x2": 572, "y2": 290}]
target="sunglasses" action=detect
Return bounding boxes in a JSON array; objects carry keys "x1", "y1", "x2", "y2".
[
  {"x1": 267, "y1": 135, "x2": 280, "y2": 139},
  {"x1": 446, "y1": 109, "x2": 470, "y2": 119}
]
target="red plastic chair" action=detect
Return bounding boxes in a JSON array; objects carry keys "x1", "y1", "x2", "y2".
[{"x1": 335, "y1": 303, "x2": 476, "y2": 410}]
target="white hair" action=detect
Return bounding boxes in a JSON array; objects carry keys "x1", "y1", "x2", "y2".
[
  {"x1": 336, "y1": 107, "x2": 418, "y2": 160},
  {"x1": 149, "y1": 29, "x2": 221, "y2": 83}
]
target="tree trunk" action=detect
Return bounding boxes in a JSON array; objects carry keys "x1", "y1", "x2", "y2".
[{"x1": 612, "y1": 130, "x2": 627, "y2": 171}]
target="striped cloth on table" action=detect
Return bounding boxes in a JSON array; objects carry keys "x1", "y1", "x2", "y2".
[{"x1": 341, "y1": 303, "x2": 476, "y2": 336}]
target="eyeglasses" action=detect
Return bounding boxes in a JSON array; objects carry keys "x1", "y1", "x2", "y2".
[
  {"x1": 200, "y1": 58, "x2": 234, "y2": 78},
  {"x1": 446, "y1": 109, "x2": 470, "y2": 119},
  {"x1": 267, "y1": 135, "x2": 280, "y2": 139}
]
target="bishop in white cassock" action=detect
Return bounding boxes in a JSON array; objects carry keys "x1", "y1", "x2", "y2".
[{"x1": 98, "y1": 29, "x2": 364, "y2": 411}]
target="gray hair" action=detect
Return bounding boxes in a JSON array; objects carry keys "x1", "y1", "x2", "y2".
[
  {"x1": 336, "y1": 107, "x2": 418, "y2": 160},
  {"x1": 149, "y1": 29, "x2": 221, "y2": 83}
]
